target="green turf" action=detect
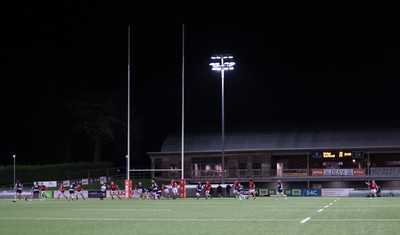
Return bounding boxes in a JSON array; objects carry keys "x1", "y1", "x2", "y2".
[{"x1": 1, "y1": 197, "x2": 399, "y2": 235}]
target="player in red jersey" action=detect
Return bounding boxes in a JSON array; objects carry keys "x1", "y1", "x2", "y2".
[
  {"x1": 170, "y1": 180, "x2": 179, "y2": 199},
  {"x1": 109, "y1": 182, "x2": 121, "y2": 200},
  {"x1": 75, "y1": 183, "x2": 85, "y2": 200},
  {"x1": 204, "y1": 180, "x2": 212, "y2": 199},
  {"x1": 232, "y1": 179, "x2": 239, "y2": 199},
  {"x1": 40, "y1": 183, "x2": 48, "y2": 200},
  {"x1": 366, "y1": 180, "x2": 378, "y2": 198},
  {"x1": 57, "y1": 183, "x2": 68, "y2": 200},
  {"x1": 246, "y1": 179, "x2": 256, "y2": 200}
]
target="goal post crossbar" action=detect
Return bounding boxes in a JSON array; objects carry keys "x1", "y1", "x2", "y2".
[{"x1": 129, "y1": 169, "x2": 183, "y2": 172}]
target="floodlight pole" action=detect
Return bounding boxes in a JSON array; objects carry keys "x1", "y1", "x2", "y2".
[
  {"x1": 210, "y1": 55, "x2": 235, "y2": 184},
  {"x1": 221, "y1": 62, "x2": 225, "y2": 184}
]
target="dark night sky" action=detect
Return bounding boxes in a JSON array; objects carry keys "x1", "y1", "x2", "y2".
[{"x1": 1, "y1": 1, "x2": 400, "y2": 167}]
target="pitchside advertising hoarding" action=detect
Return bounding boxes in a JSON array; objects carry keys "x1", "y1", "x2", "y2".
[
  {"x1": 312, "y1": 168, "x2": 365, "y2": 176},
  {"x1": 0, "y1": 188, "x2": 355, "y2": 199},
  {"x1": 262, "y1": 188, "x2": 321, "y2": 197}
]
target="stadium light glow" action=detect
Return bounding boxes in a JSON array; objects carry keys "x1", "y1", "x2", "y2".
[{"x1": 209, "y1": 54, "x2": 235, "y2": 184}]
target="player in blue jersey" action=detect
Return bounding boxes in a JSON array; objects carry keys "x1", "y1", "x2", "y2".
[
  {"x1": 68, "y1": 182, "x2": 76, "y2": 201},
  {"x1": 150, "y1": 179, "x2": 158, "y2": 200},
  {"x1": 196, "y1": 182, "x2": 202, "y2": 200},
  {"x1": 29, "y1": 182, "x2": 40, "y2": 201},
  {"x1": 135, "y1": 181, "x2": 146, "y2": 199},
  {"x1": 236, "y1": 183, "x2": 245, "y2": 200},
  {"x1": 275, "y1": 180, "x2": 287, "y2": 200},
  {"x1": 13, "y1": 180, "x2": 25, "y2": 202}
]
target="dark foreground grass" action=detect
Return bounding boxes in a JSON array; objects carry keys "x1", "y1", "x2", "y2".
[{"x1": 1, "y1": 197, "x2": 399, "y2": 235}]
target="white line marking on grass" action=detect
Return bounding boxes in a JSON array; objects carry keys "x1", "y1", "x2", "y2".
[
  {"x1": 0, "y1": 217, "x2": 302, "y2": 222},
  {"x1": 300, "y1": 217, "x2": 311, "y2": 224},
  {"x1": 73, "y1": 208, "x2": 172, "y2": 212},
  {"x1": 316, "y1": 198, "x2": 337, "y2": 214},
  {"x1": 4, "y1": 218, "x2": 400, "y2": 222},
  {"x1": 308, "y1": 219, "x2": 400, "y2": 222}
]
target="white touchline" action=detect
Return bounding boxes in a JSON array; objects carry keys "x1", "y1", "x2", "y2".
[
  {"x1": 300, "y1": 217, "x2": 311, "y2": 224},
  {"x1": 324, "y1": 205, "x2": 329, "y2": 208},
  {"x1": 0, "y1": 217, "x2": 301, "y2": 222},
  {"x1": 318, "y1": 209, "x2": 324, "y2": 212}
]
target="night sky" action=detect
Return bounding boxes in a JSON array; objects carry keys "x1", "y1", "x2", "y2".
[{"x1": 1, "y1": 1, "x2": 399, "y2": 167}]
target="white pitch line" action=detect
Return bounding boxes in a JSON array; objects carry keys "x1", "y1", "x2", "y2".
[
  {"x1": 300, "y1": 217, "x2": 311, "y2": 224},
  {"x1": 299, "y1": 218, "x2": 400, "y2": 223},
  {"x1": 309, "y1": 219, "x2": 400, "y2": 222},
  {"x1": 0, "y1": 217, "x2": 302, "y2": 222},
  {"x1": 73, "y1": 208, "x2": 172, "y2": 211},
  {"x1": 316, "y1": 198, "x2": 337, "y2": 213}
]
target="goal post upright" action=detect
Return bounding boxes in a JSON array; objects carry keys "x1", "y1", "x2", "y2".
[
  {"x1": 125, "y1": 25, "x2": 132, "y2": 199},
  {"x1": 179, "y1": 24, "x2": 186, "y2": 198}
]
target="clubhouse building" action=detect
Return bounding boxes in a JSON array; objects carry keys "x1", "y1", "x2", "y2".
[{"x1": 148, "y1": 125, "x2": 400, "y2": 189}]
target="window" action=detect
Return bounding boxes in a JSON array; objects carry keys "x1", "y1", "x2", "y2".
[
  {"x1": 238, "y1": 157, "x2": 247, "y2": 169},
  {"x1": 191, "y1": 157, "x2": 227, "y2": 176},
  {"x1": 251, "y1": 156, "x2": 262, "y2": 169},
  {"x1": 252, "y1": 162, "x2": 261, "y2": 169}
]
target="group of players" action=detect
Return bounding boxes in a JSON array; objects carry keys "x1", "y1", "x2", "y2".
[
  {"x1": 57, "y1": 181, "x2": 86, "y2": 200},
  {"x1": 12, "y1": 178, "x2": 381, "y2": 201},
  {"x1": 12, "y1": 177, "x2": 288, "y2": 201},
  {"x1": 12, "y1": 180, "x2": 87, "y2": 202},
  {"x1": 135, "y1": 179, "x2": 180, "y2": 200},
  {"x1": 100, "y1": 181, "x2": 122, "y2": 200},
  {"x1": 13, "y1": 181, "x2": 48, "y2": 202},
  {"x1": 194, "y1": 179, "x2": 287, "y2": 200},
  {"x1": 13, "y1": 179, "x2": 380, "y2": 201}
]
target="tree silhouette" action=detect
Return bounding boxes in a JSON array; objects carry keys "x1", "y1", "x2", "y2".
[{"x1": 67, "y1": 89, "x2": 135, "y2": 162}]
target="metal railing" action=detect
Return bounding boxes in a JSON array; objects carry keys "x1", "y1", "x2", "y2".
[{"x1": 190, "y1": 169, "x2": 271, "y2": 180}]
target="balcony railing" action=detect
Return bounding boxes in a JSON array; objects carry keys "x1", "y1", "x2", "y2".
[{"x1": 189, "y1": 169, "x2": 270, "y2": 180}]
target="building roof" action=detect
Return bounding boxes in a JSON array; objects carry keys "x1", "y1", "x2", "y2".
[{"x1": 157, "y1": 125, "x2": 400, "y2": 154}]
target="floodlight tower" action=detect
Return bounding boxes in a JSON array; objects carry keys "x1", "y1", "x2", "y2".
[{"x1": 209, "y1": 55, "x2": 235, "y2": 184}]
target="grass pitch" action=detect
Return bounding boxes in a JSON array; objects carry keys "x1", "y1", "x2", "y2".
[{"x1": 1, "y1": 196, "x2": 399, "y2": 235}]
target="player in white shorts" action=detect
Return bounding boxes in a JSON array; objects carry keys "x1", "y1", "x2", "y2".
[
  {"x1": 170, "y1": 179, "x2": 179, "y2": 199},
  {"x1": 246, "y1": 179, "x2": 256, "y2": 200}
]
